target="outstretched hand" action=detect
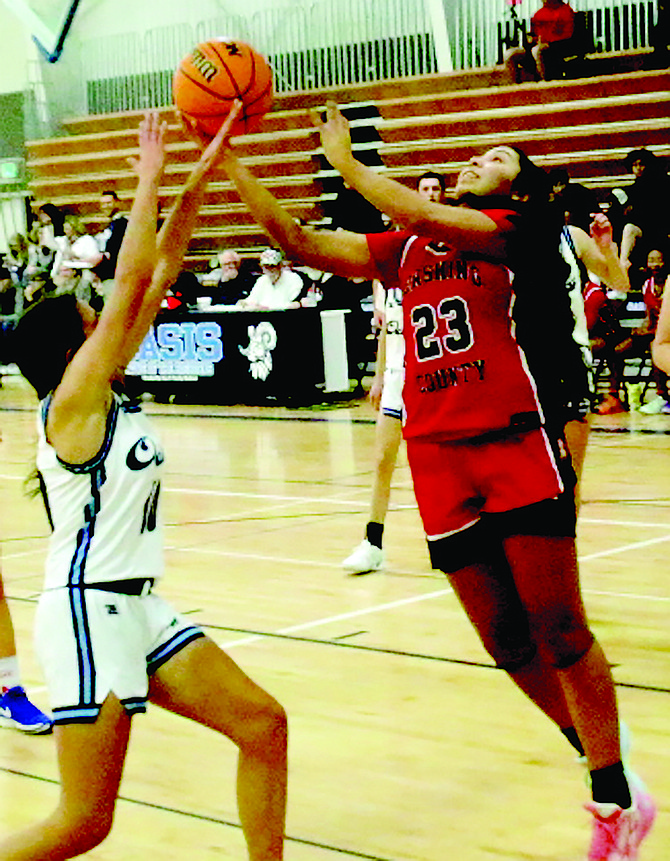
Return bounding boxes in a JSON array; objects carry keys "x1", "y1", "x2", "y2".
[
  {"x1": 177, "y1": 101, "x2": 244, "y2": 188},
  {"x1": 180, "y1": 100, "x2": 243, "y2": 154},
  {"x1": 310, "y1": 100, "x2": 354, "y2": 170},
  {"x1": 589, "y1": 212, "x2": 614, "y2": 251},
  {"x1": 128, "y1": 111, "x2": 167, "y2": 181}
]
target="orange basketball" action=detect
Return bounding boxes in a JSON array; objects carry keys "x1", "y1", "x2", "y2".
[{"x1": 173, "y1": 38, "x2": 273, "y2": 138}]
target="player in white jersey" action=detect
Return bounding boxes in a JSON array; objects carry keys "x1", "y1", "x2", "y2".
[
  {"x1": 3, "y1": 110, "x2": 287, "y2": 860},
  {"x1": 559, "y1": 215, "x2": 630, "y2": 502},
  {"x1": 342, "y1": 172, "x2": 446, "y2": 574}
]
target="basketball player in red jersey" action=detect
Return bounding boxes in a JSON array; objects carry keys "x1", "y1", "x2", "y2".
[{"x1": 214, "y1": 101, "x2": 655, "y2": 859}]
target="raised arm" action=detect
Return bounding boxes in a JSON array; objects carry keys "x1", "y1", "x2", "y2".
[
  {"x1": 118, "y1": 107, "x2": 245, "y2": 354},
  {"x1": 48, "y1": 110, "x2": 239, "y2": 462},
  {"x1": 568, "y1": 214, "x2": 630, "y2": 294},
  {"x1": 652, "y1": 288, "x2": 670, "y2": 374},
  {"x1": 49, "y1": 112, "x2": 167, "y2": 456},
  {"x1": 217, "y1": 110, "x2": 381, "y2": 280},
  {"x1": 313, "y1": 102, "x2": 507, "y2": 255}
]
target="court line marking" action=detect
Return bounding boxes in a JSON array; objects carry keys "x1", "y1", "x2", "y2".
[
  {"x1": 216, "y1": 588, "x2": 453, "y2": 650},
  {"x1": 579, "y1": 533, "x2": 670, "y2": 561},
  {"x1": 0, "y1": 767, "x2": 394, "y2": 861}
]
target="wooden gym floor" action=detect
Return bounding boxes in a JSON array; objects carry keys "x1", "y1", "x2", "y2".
[{"x1": 0, "y1": 373, "x2": 668, "y2": 860}]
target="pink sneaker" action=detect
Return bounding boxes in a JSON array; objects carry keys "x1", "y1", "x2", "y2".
[{"x1": 585, "y1": 780, "x2": 656, "y2": 860}]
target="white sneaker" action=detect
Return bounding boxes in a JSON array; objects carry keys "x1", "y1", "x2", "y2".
[
  {"x1": 638, "y1": 395, "x2": 668, "y2": 414},
  {"x1": 342, "y1": 539, "x2": 383, "y2": 575}
]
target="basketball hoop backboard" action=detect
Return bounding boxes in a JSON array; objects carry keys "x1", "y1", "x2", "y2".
[{"x1": 1, "y1": 0, "x2": 82, "y2": 62}]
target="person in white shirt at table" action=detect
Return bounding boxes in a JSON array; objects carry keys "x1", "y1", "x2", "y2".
[{"x1": 237, "y1": 249, "x2": 304, "y2": 310}]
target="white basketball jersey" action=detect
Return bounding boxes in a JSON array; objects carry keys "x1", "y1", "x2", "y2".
[
  {"x1": 383, "y1": 285, "x2": 405, "y2": 373},
  {"x1": 36, "y1": 393, "x2": 164, "y2": 591},
  {"x1": 559, "y1": 226, "x2": 592, "y2": 358}
]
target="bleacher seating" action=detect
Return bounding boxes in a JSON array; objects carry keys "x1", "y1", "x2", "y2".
[{"x1": 25, "y1": 56, "x2": 670, "y2": 269}]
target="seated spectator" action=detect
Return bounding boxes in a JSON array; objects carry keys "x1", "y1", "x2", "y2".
[
  {"x1": 505, "y1": 0, "x2": 576, "y2": 82},
  {"x1": 25, "y1": 203, "x2": 65, "y2": 279},
  {"x1": 52, "y1": 215, "x2": 103, "y2": 303},
  {"x1": 202, "y1": 250, "x2": 253, "y2": 305},
  {"x1": 2, "y1": 234, "x2": 30, "y2": 284},
  {"x1": 618, "y1": 150, "x2": 670, "y2": 285},
  {"x1": 620, "y1": 247, "x2": 670, "y2": 414},
  {"x1": 92, "y1": 190, "x2": 128, "y2": 285},
  {"x1": 583, "y1": 279, "x2": 629, "y2": 414},
  {"x1": 591, "y1": 247, "x2": 670, "y2": 414},
  {"x1": 549, "y1": 168, "x2": 599, "y2": 232},
  {"x1": 236, "y1": 249, "x2": 306, "y2": 310}
]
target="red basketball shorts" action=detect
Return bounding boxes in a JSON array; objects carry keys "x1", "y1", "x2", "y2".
[{"x1": 406, "y1": 426, "x2": 569, "y2": 543}]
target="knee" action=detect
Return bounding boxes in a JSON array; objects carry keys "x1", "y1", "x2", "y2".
[
  {"x1": 503, "y1": 47, "x2": 524, "y2": 64},
  {"x1": 374, "y1": 445, "x2": 398, "y2": 474},
  {"x1": 55, "y1": 803, "x2": 115, "y2": 855},
  {"x1": 473, "y1": 620, "x2": 537, "y2": 673},
  {"x1": 238, "y1": 696, "x2": 288, "y2": 757},
  {"x1": 537, "y1": 615, "x2": 594, "y2": 669}
]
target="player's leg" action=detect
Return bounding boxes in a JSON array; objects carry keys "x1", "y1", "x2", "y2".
[
  {"x1": 503, "y1": 532, "x2": 656, "y2": 853},
  {"x1": 0, "y1": 572, "x2": 52, "y2": 734},
  {"x1": 0, "y1": 574, "x2": 16, "y2": 657},
  {"x1": 445, "y1": 554, "x2": 578, "y2": 735},
  {"x1": 343, "y1": 368, "x2": 403, "y2": 574},
  {"x1": 149, "y1": 636, "x2": 287, "y2": 861},
  {"x1": 503, "y1": 535, "x2": 621, "y2": 771},
  {"x1": 563, "y1": 415, "x2": 591, "y2": 509},
  {"x1": 407, "y1": 436, "x2": 580, "y2": 745},
  {"x1": 0, "y1": 694, "x2": 131, "y2": 859},
  {"x1": 368, "y1": 412, "x2": 403, "y2": 525}
]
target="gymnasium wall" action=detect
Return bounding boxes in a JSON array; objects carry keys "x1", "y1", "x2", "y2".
[{"x1": 0, "y1": 5, "x2": 34, "y2": 94}]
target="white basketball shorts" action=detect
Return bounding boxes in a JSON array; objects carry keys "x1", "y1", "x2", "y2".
[
  {"x1": 35, "y1": 586, "x2": 205, "y2": 724},
  {"x1": 380, "y1": 366, "x2": 404, "y2": 419}
]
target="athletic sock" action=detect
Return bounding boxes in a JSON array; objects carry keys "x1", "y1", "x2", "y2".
[
  {"x1": 561, "y1": 725, "x2": 585, "y2": 756},
  {"x1": 590, "y1": 761, "x2": 632, "y2": 810},
  {"x1": 0, "y1": 655, "x2": 21, "y2": 694},
  {"x1": 365, "y1": 521, "x2": 384, "y2": 549}
]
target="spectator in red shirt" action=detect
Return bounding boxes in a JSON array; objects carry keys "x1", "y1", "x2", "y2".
[{"x1": 505, "y1": 0, "x2": 576, "y2": 82}]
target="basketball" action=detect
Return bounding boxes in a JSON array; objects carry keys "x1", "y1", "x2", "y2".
[{"x1": 173, "y1": 38, "x2": 273, "y2": 138}]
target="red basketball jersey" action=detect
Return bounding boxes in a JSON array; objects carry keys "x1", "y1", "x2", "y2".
[{"x1": 367, "y1": 218, "x2": 544, "y2": 441}]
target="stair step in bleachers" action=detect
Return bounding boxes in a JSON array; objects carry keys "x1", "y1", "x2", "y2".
[
  {"x1": 381, "y1": 91, "x2": 669, "y2": 141},
  {"x1": 379, "y1": 118, "x2": 670, "y2": 170},
  {"x1": 25, "y1": 61, "x2": 670, "y2": 266},
  {"x1": 376, "y1": 69, "x2": 670, "y2": 120}
]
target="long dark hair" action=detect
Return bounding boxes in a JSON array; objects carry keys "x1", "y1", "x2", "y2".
[
  {"x1": 11, "y1": 294, "x2": 86, "y2": 399},
  {"x1": 506, "y1": 148, "x2": 590, "y2": 430},
  {"x1": 37, "y1": 203, "x2": 66, "y2": 237}
]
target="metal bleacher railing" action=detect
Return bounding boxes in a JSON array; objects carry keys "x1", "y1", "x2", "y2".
[{"x1": 25, "y1": 0, "x2": 658, "y2": 130}]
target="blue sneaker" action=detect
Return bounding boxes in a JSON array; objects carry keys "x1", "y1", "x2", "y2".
[{"x1": 0, "y1": 686, "x2": 52, "y2": 734}]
